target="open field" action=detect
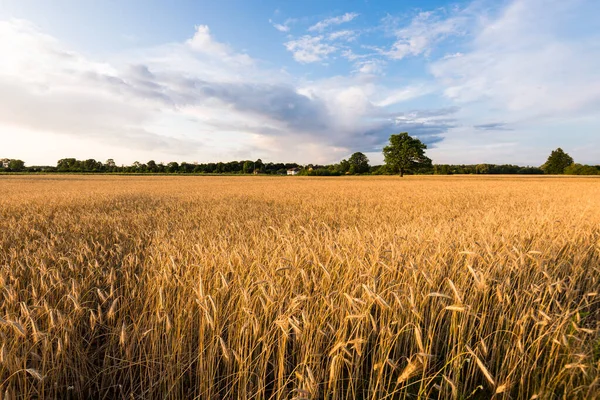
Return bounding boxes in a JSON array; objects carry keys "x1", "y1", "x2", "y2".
[{"x1": 0, "y1": 175, "x2": 599, "y2": 399}]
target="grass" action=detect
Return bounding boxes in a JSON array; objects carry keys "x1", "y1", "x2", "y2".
[{"x1": 0, "y1": 175, "x2": 598, "y2": 399}]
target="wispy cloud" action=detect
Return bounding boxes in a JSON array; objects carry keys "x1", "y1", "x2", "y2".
[
  {"x1": 381, "y1": 9, "x2": 470, "y2": 60},
  {"x1": 353, "y1": 59, "x2": 386, "y2": 75},
  {"x1": 269, "y1": 18, "x2": 296, "y2": 32},
  {"x1": 308, "y1": 12, "x2": 359, "y2": 32},
  {"x1": 474, "y1": 122, "x2": 512, "y2": 131},
  {"x1": 284, "y1": 35, "x2": 336, "y2": 63},
  {"x1": 430, "y1": 0, "x2": 600, "y2": 118},
  {"x1": 272, "y1": 23, "x2": 289, "y2": 32},
  {"x1": 372, "y1": 86, "x2": 434, "y2": 107},
  {"x1": 327, "y1": 30, "x2": 358, "y2": 42},
  {"x1": 427, "y1": 0, "x2": 600, "y2": 164}
]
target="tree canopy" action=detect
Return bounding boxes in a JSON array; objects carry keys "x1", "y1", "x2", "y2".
[
  {"x1": 348, "y1": 152, "x2": 370, "y2": 174},
  {"x1": 7, "y1": 159, "x2": 25, "y2": 171},
  {"x1": 382, "y1": 133, "x2": 431, "y2": 177},
  {"x1": 541, "y1": 148, "x2": 574, "y2": 174}
]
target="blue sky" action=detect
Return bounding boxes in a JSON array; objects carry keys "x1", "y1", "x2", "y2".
[{"x1": 0, "y1": 0, "x2": 599, "y2": 166}]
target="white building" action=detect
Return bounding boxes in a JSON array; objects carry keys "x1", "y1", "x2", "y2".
[{"x1": 287, "y1": 167, "x2": 300, "y2": 175}]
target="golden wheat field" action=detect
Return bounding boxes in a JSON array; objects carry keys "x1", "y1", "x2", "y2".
[{"x1": 0, "y1": 175, "x2": 599, "y2": 399}]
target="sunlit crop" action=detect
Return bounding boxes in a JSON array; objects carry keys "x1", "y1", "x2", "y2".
[{"x1": 0, "y1": 175, "x2": 598, "y2": 399}]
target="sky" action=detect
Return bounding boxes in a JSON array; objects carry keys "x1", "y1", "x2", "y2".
[{"x1": 0, "y1": 0, "x2": 599, "y2": 166}]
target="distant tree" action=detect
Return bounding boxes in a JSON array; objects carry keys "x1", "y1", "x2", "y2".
[
  {"x1": 368, "y1": 165, "x2": 386, "y2": 175},
  {"x1": 517, "y1": 166, "x2": 544, "y2": 175},
  {"x1": 348, "y1": 152, "x2": 370, "y2": 174},
  {"x1": 7, "y1": 159, "x2": 25, "y2": 171},
  {"x1": 147, "y1": 160, "x2": 158, "y2": 173},
  {"x1": 57, "y1": 158, "x2": 78, "y2": 172},
  {"x1": 242, "y1": 161, "x2": 253, "y2": 174},
  {"x1": 166, "y1": 162, "x2": 179, "y2": 173},
  {"x1": 434, "y1": 164, "x2": 452, "y2": 175},
  {"x1": 179, "y1": 162, "x2": 194, "y2": 173},
  {"x1": 541, "y1": 148, "x2": 574, "y2": 174},
  {"x1": 564, "y1": 164, "x2": 599, "y2": 175},
  {"x1": 339, "y1": 159, "x2": 351, "y2": 174},
  {"x1": 78, "y1": 159, "x2": 100, "y2": 172},
  {"x1": 383, "y1": 132, "x2": 431, "y2": 177},
  {"x1": 254, "y1": 159, "x2": 264, "y2": 173},
  {"x1": 475, "y1": 164, "x2": 490, "y2": 174}
]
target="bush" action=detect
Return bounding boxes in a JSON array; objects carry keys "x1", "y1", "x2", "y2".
[
  {"x1": 517, "y1": 167, "x2": 544, "y2": 175},
  {"x1": 300, "y1": 168, "x2": 341, "y2": 176}
]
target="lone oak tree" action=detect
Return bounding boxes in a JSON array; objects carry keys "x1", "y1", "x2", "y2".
[{"x1": 383, "y1": 132, "x2": 431, "y2": 177}]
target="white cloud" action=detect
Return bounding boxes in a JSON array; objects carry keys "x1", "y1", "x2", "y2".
[
  {"x1": 328, "y1": 30, "x2": 357, "y2": 42},
  {"x1": 187, "y1": 25, "x2": 228, "y2": 54},
  {"x1": 353, "y1": 59, "x2": 386, "y2": 75},
  {"x1": 284, "y1": 35, "x2": 336, "y2": 63},
  {"x1": 340, "y1": 49, "x2": 373, "y2": 62},
  {"x1": 186, "y1": 25, "x2": 253, "y2": 66},
  {"x1": 430, "y1": 0, "x2": 600, "y2": 119},
  {"x1": 273, "y1": 23, "x2": 289, "y2": 32},
  {"x1": 269, "y1": 18, "x2": 295, "y2": 32},
  {"x1": 382, "y1": 9, "x2": 470, "y2": 60},
  {"x1": 373, "y1": 86, "x2": 434, "y2": 107},
  {"x1": 427, "y1": 0, "x2": 600, "y2": 164},
  {"x1": 308, "y1": 12, "x2": 359, "y2": 32}
]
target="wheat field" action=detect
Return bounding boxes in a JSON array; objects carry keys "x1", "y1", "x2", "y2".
[{"x1": 0, "y1": 175, "x2": 598, "y2": 399}]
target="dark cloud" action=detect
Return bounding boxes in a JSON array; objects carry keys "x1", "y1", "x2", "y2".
[
  {"x1": 189, "y1": 81, "x2": 330, "y2": 131},
  {"x1": 79, "y1": 66, "x2": 332, "y2": 134},
  {"x1": 341, "y1": 117, "x2": 453, "y2": 152},
  {"x1": 474, "y1": 122, "x2": 513, "y2": 131}
]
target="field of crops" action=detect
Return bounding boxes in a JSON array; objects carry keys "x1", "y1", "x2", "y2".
[{"x1": 0, "y1": 175, "x2": 598, "y2": 399}]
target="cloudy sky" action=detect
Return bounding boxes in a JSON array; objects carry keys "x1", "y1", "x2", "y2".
[{"x1": 1, "y1": 0, "x2": 599, "y2": 166}]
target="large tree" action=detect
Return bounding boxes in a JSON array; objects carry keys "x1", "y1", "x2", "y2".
[
  {"x1": 348, "y1": 152, "x2": 370, "y2": 174},
  {"x1": 541, "y1": 148, "x2": 574, "y2": 174},
  {"x1": 242, "y1": 161, "x2": 253, "y2": 174},
  {"x1": 382, "y1": 132, "x2": 431, "y2": 177},
  {"x1": 7, "y1": 159, "x2": 25, "y2": 172}
]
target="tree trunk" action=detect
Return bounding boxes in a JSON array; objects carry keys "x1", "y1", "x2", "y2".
[{"x1": 400, "y1": 168, "x2": 404, "y2": 177}]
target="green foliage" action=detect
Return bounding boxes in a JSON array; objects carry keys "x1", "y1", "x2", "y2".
[
  {"x1": 242, "y1": 161, "x2": 253, "y2": 174},
  {"x1": 434, "y1": 164, "x2": 544, "y2": 175},
  {"x1": 5, "y1": 152, "x2": 587, "y2": 177},
  {"x1": 299, "y1": 168, "x2": 341, "y2": 176},
  {"x1": 57, "y1": 158, "x2": 79, "y2": 172},
  {"x1": 541, "y1": 148, "x2": 574, "y2": 174},
  {"x1": 146, "y1": 160, "x2": 158, "y2": 173},
  {"x1": 369, "y1": 165, "x2": 387, "y2": 175},
  {"x1": 348, "y1": 152, "x2": 370, "y2": 174},
  {"x1": 166, "y1": 162, "x2": 180, "y2": 173},
  {"x1": 382, "y1": 132, "x2": 431, "y2": 177},
  {"x1": 334, "y1": 159, "x2": 351, "y2": 174},
  {"x1": 517, "y1": 167, "x2": 545, "y2": 175},
  {"x1": 564, "y1": 163, "x2": 599, "y2": 175},
  {"x1": 7, "y1": 159, "x2": 25, "y2": 171}
]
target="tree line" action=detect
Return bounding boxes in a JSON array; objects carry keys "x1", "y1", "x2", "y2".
[{"x1": 1, "y1": 135, "x2": 598, "y2": 176}]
